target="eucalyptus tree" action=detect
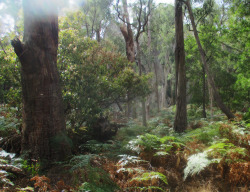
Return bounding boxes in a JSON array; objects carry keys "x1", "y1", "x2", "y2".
[
  {"x1": 81, "y1": 0, "x2": 112, "y2": 41},
  {"x1": 225, "y1": 0, "x2": 250, "y2": 109},
  {"x1": 116, "y1": 0, "x2": 152, "y2": 126},
  {"x1": 149, "y1": 4, "x2": 175, "y2": 109},
  {"x1": 184, "y1": 0, "x2": 235, "y2": 119},
  {"x1": 174, "y1": 0, "x2": 187, "y2": 132},
  {"x1": 11, "y1": 0, "x2": 71, "y2": 162}
]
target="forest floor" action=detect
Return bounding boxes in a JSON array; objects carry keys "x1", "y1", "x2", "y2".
[{"x1": 0, "y1": 106, "x2": 249, "y2": 191}]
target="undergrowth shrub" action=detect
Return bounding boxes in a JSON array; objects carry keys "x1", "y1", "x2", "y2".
[
  {"x1": 69, "y1": 154, "x2": 97, "y2": 171},
  {"x1": 243, "y1": 108, "x2": 250, "y2": 123},
  {"x1": 0, "y1": 106, "x2": 20, "y2": 137},
  {"x1": 129, "y1": 171, "x2": 168, "y2": 191},
  {"x1": 22, "y1": 159, "x2": 40, "y2": 176},
  {"x1": 115, "y1": 122, "x2": 147, "y2": 143},
  {"x1": 0, "y1": 150, "x2": 23, "y2": 188},
  {"x1": 79, "y1": 140, "x2": 113, "y2": 154},
  {"x1": 69, "y1": 154, "x2": 117, "y2": 191},
  {"x1": 113, "y1": 154, "x2": 169, "y2": 191},
  {"x1": 187, "y1": 105, "x2": 203, "y2": 119},
  {"x1": 185, "y1": 122, "x2": 221, "y2": 144},
  {"x1": 219, "y1": 123, "x2": 250, "y2": 150},
  {"x1": 184, "y1": 151, "x2": 214, "y2": 180},
  {"x1": 30, "y1": 175, "x2": 72, "y2": 192},
  {"x1": 150, "y1": 123, "x2": 173, "y2": 136},
  {"x1": 184, "y1": 140, "x2": 248, "y2": 180},
  {"x1": 127, "y1": 134, "x2": 161, "y2": 153}
]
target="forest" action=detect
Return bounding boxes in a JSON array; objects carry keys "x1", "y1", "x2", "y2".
[{"x1": 0, "y1": 0, "x2": 249, "y2": 191}]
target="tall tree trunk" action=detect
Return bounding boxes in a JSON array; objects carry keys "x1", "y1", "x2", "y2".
[
  {"x1": 11, "y1": 0, "x2": 71, "y2": 162},
  {"x1": 153, "y1": 59, "x2": 160, "y2": 113},
  {"x1": 169, "y1": 68, "x2": 174, "y2": 105},
  {"x1": 146, "y1": 10, "x2": 152, "y2": 119},
  {"x1": 120, "y1": 0, "x2": 135, "y2": 119},
  {"x1": 136, "y1": 40, "x2": 147, "y2": 127},
  {"x1": 174, "y1": 0, "x2": 187, "y2": 132},
  {"x1": 202, "y1": 65, "x2": 207, "y2": 118},
  {"x1": 162, "y1": 55, "x2": 170, "y2": 108},
  {"x1": 208, "y1": 84, "x2": 213, "y2": 118},
  {"x1": 185, "y1": 0, "x2": 235, "y2": 120}
]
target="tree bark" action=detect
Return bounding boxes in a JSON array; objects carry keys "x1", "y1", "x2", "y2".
[
  {"x1": 146, "y1": 10, "x2": 152, "y2": 119},
  {"x1": 202, "y1": 65, "x2": 207, "y2": 118},
  {"x1": 185, "y1": 0, "x2": 235, "y2": 120},
  {"x1": 153, "y1": 59, "x2": 160, "y2": 113},
  {"x1": 174, "y1": 0, "x2": 187, "y2": 132},
  {"x1": 136, "y1": 40, "x2": 147, "y2": 127},
  {"x1": 162, "y1": 54, "x2": 170, "y2": 108},
  {"x1": 11, "y1": 0, "x2": 71, "y2": 162},
  {"x1": 120, "y1": 0, "x2": 135, "y2": 63},
  {"x1": 120, "y1": 0, "x2": 135, "y2": 119},
  {"x1": 208, "y1": 83, "x2": 213, "y2": 118}
]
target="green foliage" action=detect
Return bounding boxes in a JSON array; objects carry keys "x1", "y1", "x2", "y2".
[
  {"x1": 0, "y1": 150, "x2": 23, "y2": 187},
  {"x1": 58, "y1": 32, "x2": 151, "y2": 128},
  {"x1": 187, "y1": 105, "x2": 204, "y2": 119},
  {"x1": 0, "y1": 106, "x2": 20, "y2": 137},
  {"x1": 243, "y1": 108, "x2": 250, "y2": 123},
  {"x1": 22, "y1": 160, "x2": 40, "y2": 176},
  {"x1": 185, "y1": 122, "x2": 221, "y2": 144},
  {"x1": 70, "y1": 155, "x2": 118, "y2": 192},
  {"x1": 115, "y1": 121, "x2": 150, "y2": 143},
  {"x1": 131, "y1": 171, "x2": 168, "y2": 185},
  {"x1": 80, "y1": 140, "x2": 114, "y2": 154},
  {"x1": 184, "y1": 151, "x2": 212, "y2": 180},
  {"x1": 117, "y1": 155, "x2": 147, "y2": 167},
  {"x1": 184, "y1": 138, "x2": 248, "y2": 180},
  {"x1": 0, "y1": 35, "x2": 21, "y2": 109},
  {"x1": 127, "y1": 134, "x2": 161, "y2": 153},
  {"x1": 78, "y1": 182, "x2": 109, "y2": 192},
  {"x1": 69, "y1": 154, "x2": 97, "y2": 171},
  {"x1": 80, "y1": 166, "x2": 118, "y2": 192},
  {"x1": 207, "y1": 140, "x2": 247, "y2": 163}
]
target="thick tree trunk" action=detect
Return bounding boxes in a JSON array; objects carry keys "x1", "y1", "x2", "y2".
[
  {"x1": 120, "y1": 0, "x2": 135, "y2": 63},
  {"x1": 11, "y1": 0, "x2": 71, "y2": 162},
  {"x1": 174, "y1": 0, "x2": 187, "y2": 132},
  {"x1": 186, "y1": 0, "x2": 235, "y2": 120}
]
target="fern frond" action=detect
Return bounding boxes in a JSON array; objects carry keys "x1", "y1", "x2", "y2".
[
  {"x1": 184, "y1": 151, "x2": 211, "y2": 180},
  {"x1": 131, "y1": 171, "x2": 168, "y2": 185},
  {"x1": 69, "y1": 154, "x2": 97, "y2": 171}
]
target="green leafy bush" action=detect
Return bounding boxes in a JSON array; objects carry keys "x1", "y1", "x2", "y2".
[
  {"x1": 185, "y1": 122, "x2": 221, "y2": 144},
  {"x1": 127, "y1": 134, "x2": 161, "y2": 153},
  {"x1": 184, "y1": 140, "x2": 248, "y2": 179},
  {"x1": 0, "y1": 106, "x2": 21, "y2": 137},
  {"x1": 58, "y1": 34, "x2": 151, "y2": 128}
]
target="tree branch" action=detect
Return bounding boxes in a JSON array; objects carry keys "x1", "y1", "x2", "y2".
[{"x1": 11, "y1": 38, "x2": 25, "y2": 58}]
